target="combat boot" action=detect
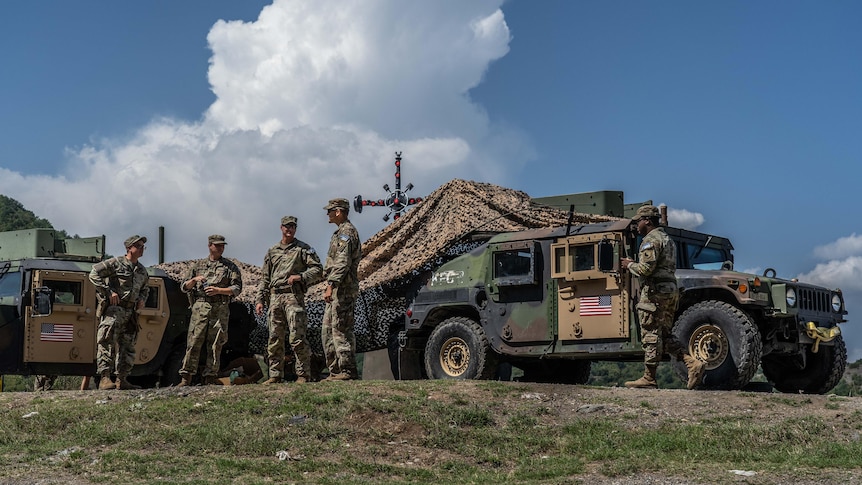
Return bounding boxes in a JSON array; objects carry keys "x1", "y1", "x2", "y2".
[
  {"x1": 98, "y1": 372, "x2": 115, "y2": 390},
  {"x1": 115, "y1": 375, "x2": 141, "y2": 390},
  {"x1": 263, "y1": 377, "x2": 282, "y2": 385},
  {"x1": 176, "y1": 374, "x2": 193, "y2": 387},
  {"x1": 683, "y1": 354, "x2": 706, "y2": 390},
  {"x1": 624, "y1": 365, "x2": 658, "y2": 389},
  {"x1": 324, "y1": 372, "x2": 357, "y2": 382}
]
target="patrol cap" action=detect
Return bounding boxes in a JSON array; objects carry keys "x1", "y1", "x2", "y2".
[
  {"x1": 208, "y1": 234, "x2": 227, "y2": 245},
  {"x1": 632, "y1": 205, "x2": 660, "y2": 220},
  {"x1": 124, "y1": 235, "x2": 147, "y2": 249},
  {"x1": 323, "y1": 198, "x2": 350, "y2": 211},
  {"x1": 281, "y1": 216, "x2": 298, "y2": 226}
]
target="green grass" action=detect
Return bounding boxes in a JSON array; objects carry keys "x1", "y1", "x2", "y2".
[{"x1": 2, "y1": 380, "x2": 862, "y2": 483}]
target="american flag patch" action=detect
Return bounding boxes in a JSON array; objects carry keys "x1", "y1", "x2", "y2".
[
  {"x1": 579, "y1": 295, "x2": 613, "y2": 316},
  {"x1": 40, "y1": 323, "x2": 74, "y2": 342}
]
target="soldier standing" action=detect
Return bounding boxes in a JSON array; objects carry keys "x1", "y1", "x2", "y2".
[
  {"x1": 177, "y1": 235, "x2": 243, "y2": 387},
  {"x1": 321, "y1": 198, "x2": 362, "y2": 381},
  {"x1": 88, "y1": 235, "x2": 151, "y2": 390},
  {"x1": 255, "y1": 216, "x2": 323, "y2": 384},
  {"x1": 621, "y1": 205, "x2": 705, "y2": 389}
]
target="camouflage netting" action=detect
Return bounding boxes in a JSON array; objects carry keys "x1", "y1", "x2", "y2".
[{"x1": 155, "y1": 179, "x2": 616, "y2": 355}]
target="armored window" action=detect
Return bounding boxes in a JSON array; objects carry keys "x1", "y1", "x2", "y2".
[
  {"x1": 492, "y1": 243, "x2": 538, "y2": 287},
  {"x1": 43, "y1": 279, "x2": 83, "y2": 305},
  {"x1": 0, "y1": 270, "x2": 22, "y2": 304},
  {"x1": 494, "y1": 250, "x2": 532, "y2": 278},
  {"x1": 573, "y1": 245, "x2": 595, "y2": 271},
  {"x1": 144, "y1": 285, "x2": 160, "y2": 309}
]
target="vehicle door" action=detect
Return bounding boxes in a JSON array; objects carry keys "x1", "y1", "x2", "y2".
[
  {"x1": 134, "y1": 277, "x2": 171, "y2": 366},
  {"x1": 486, "y1": 240, "x2": 552, "y2": 344},
  {"x1": 551, "y1": 232, "x2": 629, "y2": 341},
  {"x1": 26, "y1": 270, "x2": 97, "y2": 364}
]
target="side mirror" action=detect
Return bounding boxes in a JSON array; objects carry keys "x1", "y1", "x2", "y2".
[
  {"x1": 598, "y1": 240, "x2": 615, "y2": 272},
  {"x1": 32, "y1": 286, "x2": 54, "y2": 317}
]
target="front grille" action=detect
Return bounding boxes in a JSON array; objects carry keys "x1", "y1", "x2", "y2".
[{"x1": 798, "y1": 287, "x2": 831, "y2": 313}]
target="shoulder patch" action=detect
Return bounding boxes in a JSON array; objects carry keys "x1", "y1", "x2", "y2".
[
  {"x1": 641, "y1": 242, "x2": 654, "y2": 250},
  {"x1": 339, "y1": 234, "x2": 350, "y2": 242}
]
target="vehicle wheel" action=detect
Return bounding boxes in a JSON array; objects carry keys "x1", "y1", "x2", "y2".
[
  {"x1": 761, "y1": 334, "x2": 847, "y2": 394},
  {"x1": 672, "y1": 300, "x2": 762, "y2": 390},
  {"x1": 519, "y1": 360, "x2": 592, "y2": 384},
  {"x1": 424, "y1": 317, "x2": 497, "y2": 380}
]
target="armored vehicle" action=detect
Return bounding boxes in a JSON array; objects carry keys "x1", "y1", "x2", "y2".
[
  {"x1": 0, "y1": 228, "x2": 254, "y2": 388},
  {"x1": 398, "y1": 201, "x2": 848, "y2": 393}
]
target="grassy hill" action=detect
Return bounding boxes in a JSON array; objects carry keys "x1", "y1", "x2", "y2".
[{"x1": 2, "y1": 380, "x2": 861, "y2": 484}]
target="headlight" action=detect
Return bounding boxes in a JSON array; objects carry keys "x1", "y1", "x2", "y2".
[
  {"x1": 832, "y1": 294, "x2": 843, "y2": 312},
  {"x1": 786, "y1": 288, "x2": 797, "y2": 307}
]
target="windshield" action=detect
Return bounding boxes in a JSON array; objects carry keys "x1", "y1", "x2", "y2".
[
  {"x1": 687, "y1": 244, "x2": 728, "y2": 270},
  {"x1": 0, "y1": 267, "x2": 22, "y2": 306}
]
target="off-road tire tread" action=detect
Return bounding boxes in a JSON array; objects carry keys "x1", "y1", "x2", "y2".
[
  {"x1": 674, "y1": 300, "x2": 762, "y2": 390},
  {"x1": 424, "y1": 316, "x2": 497, "y2": 380}
]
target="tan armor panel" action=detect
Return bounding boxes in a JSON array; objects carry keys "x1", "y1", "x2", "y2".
[
  {"x1": 26, "y1": 270, "x2": 97, "y2": 363},
  {"x1": 552, "y1": 233, "x2": 630, "y2": 341}
]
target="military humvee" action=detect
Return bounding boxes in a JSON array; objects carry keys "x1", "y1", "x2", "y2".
[
  {"x1": 397, "y1": 195, "x2": 848, "y2": 393},
  {"x1": 0, "y1": 228, "x2": 254, "y2": 388}
]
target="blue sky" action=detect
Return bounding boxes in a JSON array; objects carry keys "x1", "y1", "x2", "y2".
[{"x1": 2, "y1": 1, "x2": 861, "y2": 359}]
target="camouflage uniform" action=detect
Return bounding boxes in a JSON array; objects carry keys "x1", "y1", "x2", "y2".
[
  {"x1": 256, "y1": 218, "x2": 323, "y2": 380},
  {"x1": 628, "y1": 226, "x2": 685, "y2": 366},
  {"x1": 322, "y1": 200, "x2": 362, "y2": 378},
  {"x1": 179, "y1": 251, "x2": 242, "y2": 380},
  {"x1": 88, "y1": 254, "x2": 150, "y2": 378}
]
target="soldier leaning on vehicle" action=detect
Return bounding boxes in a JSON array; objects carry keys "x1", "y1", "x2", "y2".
[{"x1": 88, "y1": 235, "x2": 151, "y2": 390}]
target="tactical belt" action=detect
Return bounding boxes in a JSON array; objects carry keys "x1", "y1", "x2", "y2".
[
  {"x1": 196, "y1": 295, "x2": 230, "y2": 303},
  {"x1": 271, "y1": 287, "x2": 294, "y2": 294},
  {"x1": 118, "y1": 300, "x2": 137, "y2": 309}
]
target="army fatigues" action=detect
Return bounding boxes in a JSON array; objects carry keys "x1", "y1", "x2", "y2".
[
  {"x1": 256, "y1": 239, "x2": 323, "y2": 379},
  {"x1": 88, "y1": 256, "x2": 150, "y2": 377},
  {"x1": 322, "y1": 220, "x2": 361, "y2": 377},
  {"x1": 180, "y1": 257, "x2": 242, "y2": 379},
  {"x1": 628, "y1": 227, "x2": 685, "y2": 366}
]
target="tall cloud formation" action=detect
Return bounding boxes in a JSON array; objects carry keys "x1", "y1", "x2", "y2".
[
  {"x1": 799, "y1": 235, "x2": 862, "y2": 361},
  {"x1": 0, "y1": 0, "x2": 516, "y2": 265}
]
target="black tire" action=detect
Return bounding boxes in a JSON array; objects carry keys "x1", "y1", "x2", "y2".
[
  {"x1": 519, "y1": 360, "x2": 592, "y2": 384},
  {"x1": 672, "y1": 301, "x2": 762, "y2": 390},
  {"x1": 424, "y1": 317, "x2": 497, "y2": 380},
  {"x1": 761, "y1": 334, "x2": 847, "y2": 394}
]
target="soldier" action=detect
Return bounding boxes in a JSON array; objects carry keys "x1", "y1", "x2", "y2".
[
  {"x1": 177, "y1": 235, "x2": 243, "y2": 387},
  {"x1": 88, "y1": 235, "x2": 151, "y2": 390},
  {"x1": 621, "y1": 205, "x2": 705, "y2": 389},
  {"x1": 321, "y1": 198, "x2": 362, "y2": 381},
  {"x1": 255, "y1": 216, "x2": 323, "y2": 384}
]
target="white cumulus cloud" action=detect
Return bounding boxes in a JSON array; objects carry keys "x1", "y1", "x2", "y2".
[
  {"x1": 667, "y1": 207, "x2": 704, "y2": 230},
  {"x1": 813, "y1": 233, "x2": 862, "y2": 261},
  {"x1": 0, "y1": 0, "x2": 525, "y2": 265}
]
